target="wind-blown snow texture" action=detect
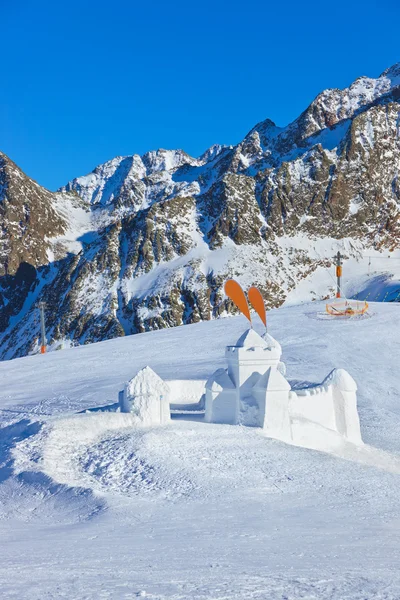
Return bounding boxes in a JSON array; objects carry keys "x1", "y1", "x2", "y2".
[
  {"x1": 1, "y1": 302, "x2": 400, "y2": 599},
  {"x1": 2, "y1": 64, "x2": 400, "y2": 358}
]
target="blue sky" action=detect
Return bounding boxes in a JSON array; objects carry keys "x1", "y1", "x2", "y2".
[{"x1": 1, "y1": 0, "x2": 398, "y2": 190}]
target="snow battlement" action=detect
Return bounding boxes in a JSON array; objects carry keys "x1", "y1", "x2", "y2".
[{"x1": 226, "y1": 328, "x2": 281, "y2": 358}]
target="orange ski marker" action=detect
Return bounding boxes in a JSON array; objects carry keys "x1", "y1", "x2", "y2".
[
  {"x1": 248, "y1": 286, "x2": 267, "y2": 328},
  {"x1": 224, "y1": 279, "x2": 252, "y2": 323}
]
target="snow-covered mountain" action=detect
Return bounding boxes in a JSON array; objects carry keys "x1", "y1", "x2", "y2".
[{"x1": 2, "y1": 63, "x2": 400, "y2": 359}]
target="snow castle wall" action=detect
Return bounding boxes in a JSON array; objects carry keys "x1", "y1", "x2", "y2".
[
  {"x1": 289, "y1": 369, "x2": 361, "y2": 445},
  {"x1": 291, "y1": 387, "x2": 337, "y2": 431},
  {"x1": 167, "y1": 379, "x2": 206, "y2": 408}
]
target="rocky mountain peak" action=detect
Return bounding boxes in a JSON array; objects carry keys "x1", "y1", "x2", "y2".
[
  {"x1": 198, "y1": 144, "x2": 228, "y2": 163},
  {"x1": 271, "y1": 63, "x2": 400, "y2": 153},
  {"x1": 0, "y1": 152, "x2": 68, "y2": 276},
  {"x1": 1, "y1": 62, "x2": 400, "y2": 360},
  {"x1": 245, "y1": 118, "x2": 280, "y2": 149},
  {"x1": 379, "y1": 62, "x2": 400, "y2": 81},
  {"x1": 142, "y1": 148, "x2": 199, "y2": 173}
]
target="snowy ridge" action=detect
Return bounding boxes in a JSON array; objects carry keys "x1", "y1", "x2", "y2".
[{"x1": 62, "y1": 61, "x2": 400, "y2": 206}]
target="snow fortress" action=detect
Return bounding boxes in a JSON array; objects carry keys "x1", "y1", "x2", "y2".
[
  {"x1": 118, "y1": 330, "x2": 362, "y2": 447},
  {"x1": 204, "y1": 329, "x2": 362, "y2": 445}
]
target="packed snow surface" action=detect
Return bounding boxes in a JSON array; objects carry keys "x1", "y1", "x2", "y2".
[{"x1": 1, "y1": 302, "x2": 400, "y2": 599}]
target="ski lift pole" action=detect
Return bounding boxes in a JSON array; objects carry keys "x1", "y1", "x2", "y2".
[
  {"x1": 334, "y1": 251, "x2": 343, "y2": 298},
  {"x1": 38, "y1": 302, "x2": 47, "y2": 354}
]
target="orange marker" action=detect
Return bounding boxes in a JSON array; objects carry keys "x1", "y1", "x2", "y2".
[
  {"x1": 248, "y1": 286, "x2": 267, "y2": 328},
  {"x1": 224, "y1": 280, "x2": 252, "y2": 324}
]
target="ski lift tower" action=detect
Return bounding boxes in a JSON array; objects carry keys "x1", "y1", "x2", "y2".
[
  {"x1": 334, "y1": 251, "x2": 343, "y2": 298},
  {"x1": 38, "y1": 301, "x2": 47, "y2": 354}
]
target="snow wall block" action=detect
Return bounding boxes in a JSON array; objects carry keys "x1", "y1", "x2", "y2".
[{"x1": 291, "y1": 386, "x2": 337, "y2": 431}]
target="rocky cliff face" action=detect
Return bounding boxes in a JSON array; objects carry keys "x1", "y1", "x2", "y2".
[
  {"x1": 0, "y1": 153, "x2": 67, "y2": 276},
  {"x1": 1, "y1": 64, "x2": 400, "y2": 359}
]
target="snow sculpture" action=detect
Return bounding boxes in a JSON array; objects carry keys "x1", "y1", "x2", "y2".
[
  {"x1": 117, "y1": 330, "x2": 362, "y2": 446},
  {"x1": 119, "y1": 366, "x2": 170, "y2": 425},
  {"x1": 205, "y1": 329, "x2": 362, "y2": 445}
]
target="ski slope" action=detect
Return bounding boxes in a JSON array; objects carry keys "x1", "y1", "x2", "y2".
[{"x1": 1, "y1": 301, "x2": 400, "y2": 599}]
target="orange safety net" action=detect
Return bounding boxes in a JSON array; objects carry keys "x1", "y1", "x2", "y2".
[{"x1": 325, "y1": 300, "x2": 369, "y2": 316}]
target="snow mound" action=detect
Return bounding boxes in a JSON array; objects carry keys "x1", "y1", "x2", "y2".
[{"x1": 0, "y1": 419, "x2": 105, "y2": 524}]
